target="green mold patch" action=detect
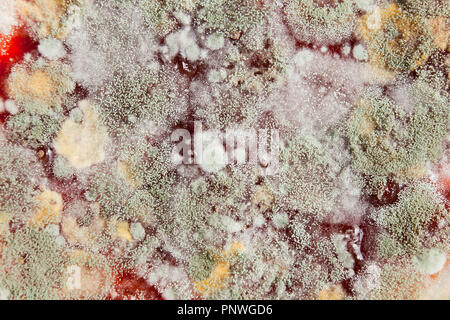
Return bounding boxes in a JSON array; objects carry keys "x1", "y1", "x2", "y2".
[
  {"x1": 85, "y1": 139, "x2": 176, "y2": 227},
  {"x1": 138, "y1": 0, "x2": 180, "y2": 37},
  {"x1": 96, "y1": 69, "x2": 186, "y2": 134},
  {"x1": 0, "y1": 226, "x2": 67, "y2": 299},
  {"x1": 347, "y1": 85, "x2": 448, "y2": 197},
  {"x1": 161, "y1": 167, "x2": 257, "y2": 254},
  {"x1": 284, "y1": 0, "x2": 357, "y2": 44},
  {"x1": 216, "y1": 238, "x2": 292, "y2": 299},
  {"x1": 267, "y1": 134, "x2": 337, "y2": 216},
  {"x1": 121, "y1": 143, "x2": 176, "y2": 223},
  {"x1": 188, "y1": 252, "x2": 216, "y2": 283},
  {"x1": 371, "y1": 259, "x2": 428, "y2": 300},
  {"x1": 360, "y1": 5, "x2": 435, "y2": 72},
  {"x1": 6, "y1": 112, "x2": 62, "y2": 149},
  {"x1": 196, "y1": 0, "x2": 266, "y2": 38},
  {"x1": 0, "y1": 0, "x2": 448, "y2": 300},
  {"x1": 372, "y1": 182, "x2": 449, "y2": 257}
]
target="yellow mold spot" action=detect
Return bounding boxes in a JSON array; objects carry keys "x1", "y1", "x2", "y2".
[
  {"x1": 224, "y1": 241, "x2": 245, "y2": 257},
  {"x1": 115, "y1": 221, "x2": 134, "y2": 242},
  {"x1": 8, "y1": 69, "x2": 53, "y2": 112},
  {"x1": 358, "y1": 4, "x2": 432, "y2": 72},
  {"x1": 30, "y1": 189, "x2": 63, "y2": 228},
  {"x1": 0, "y1": 213, "x2": 11, "y2": 236},
  {"x1": 10, "y1": 69, "x2": 54, "y2": 106},
  {"x1": 117, "y1": 160, "x2": 143, "y2": 188},
  {"x1": 54, "y1": 100, "x2": 107, "y2": 169},
  {"x1": 16, "y1": 0, "x2": 68, "y2": 39},
  {"x1": 194, "y1": 241, "x2": 245, "y2": 296},
  {"x1": 7, "y1": 60, "x2": 74, "y2": 113},
  {"x1": 428, "y1": 17, "x2": 449, "y2": 51},
  {"x1": 105, "y1": 218, "x2": 134, "y2": 243},
  {"x1": 358, "y1": 4, "x2": 401, "y2": 37},
  {"x1": 317, "y1": 284, "x2": 346, "y2": 300}
]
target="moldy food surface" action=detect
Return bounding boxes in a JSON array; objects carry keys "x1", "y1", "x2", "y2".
[{"x1": 0, "y1": 0, "x2": 449, "y2": 300}]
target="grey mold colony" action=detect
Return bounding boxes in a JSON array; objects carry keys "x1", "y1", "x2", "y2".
[
  {"x1": 347, "y1": 82, "x2": 449, "y2": 198},
  {"x1": 284, "y1": 0, "x2": 358, "y2": 45},
  {"x1": 0, "y1": 133, "x2": 45, "y2": 215}
]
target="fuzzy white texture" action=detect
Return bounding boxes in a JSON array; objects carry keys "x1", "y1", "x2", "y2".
[
  {"x1": 130, "y1": 222, "x2": 146, "y2": 241},
  {"x1": 0, "y1": 0, "x2": 17, "y2": 34},
  {"x1": 332, "y1": 166, "x2": 365, "y2": 223},
  {"x1": 0, "y1": 287, "x2": 10, "y2": 300},
  {"x1": 253, "y1": 215, "x2": 265, "y2": 228},
  {"x1": 206, "y1": 33, "x2": 225, "y2": 51},
  {"x1": 197, "y1": 131, "x2": 227, "y2": 173},
  {"x1": 355, "y1": 0, "x2": 374, "y2": 11},
  {"x1": 413, "y1": 249, "x2": 447, "y2": 275},
  {"x1": 342, "y1": 44, "x2": 351, "y2": 56},
  {"x1": 265, "y1": 48, "x2": 384, "y2": 223},
  {"x1": 220, "y1": 215, "x2": 243, "y2": 233},
  {"x1": 68, "y1": 23, "x2": 112, "y2": 87},
  {"x1": 165, "y1": 27, "x2": 201, "y2": 62},
  {"x1": 270, "y1": 49, "x2": 376, "y2": 132},
  {"x1": 332, "y1": 234, "x2": 355, "y2": 273},
  {"x1": 5, "y1": 100, "x2": 19, "y2": 115},
  {"x1": 272, "y1": 212, "x2": 289, "y2": 229},
  {"x1": 353, "y1": 263, "x2": 381, "y2": 298},
  {"x1": 39, "y1": 38, "x2": 67, "y2": 60},
  {"x1": 146, "y1": 264, "x2": 191, "y2": 299},
  {"x1": 64, "y1": 2, "x2": 85, "y2": 31},
  {"x1": 389, "y1": 84, "x2": 416, "y2": 114},
  {"x1": 174, "y1": 11, "x2": 192, "y2": 26},
  {"x1": 69, "y1": 107, "x2": 84, "y2": 123},
  {"x1": 207, "y1": 68, "x2": 227, "y2": 83},
  {"x1": 44, "y1": 224, "x2": 60, "y2": 237},
  {"x1": 68, "y1": 2, "x2": 158, "y2": 88},
  {"x1": 293, "y1": 49, "x2": 315, "y2": 68},
  {"x1": 353, "y1": 44, "x2": 368, "y2": 61}
]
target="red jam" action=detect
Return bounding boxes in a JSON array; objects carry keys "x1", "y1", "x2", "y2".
[{"x1": 0, "y1": 27, "x2": 38, "y2": 98}]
